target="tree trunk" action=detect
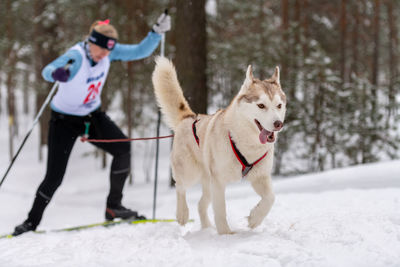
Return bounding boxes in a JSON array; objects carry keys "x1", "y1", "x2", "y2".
[
  {"x1": 6, "y1": 51, "x2": 17, "y2": 160},
  {"x1": 23, "y1": 70, "x2": 30, "y2": 115},
  {"x1": 340, "y1": 0, "x2": 347, "y2": 84},
  {"x1": 371, "y1": 0, "x2": 380, "y2": 113},
  {"x1": 0, "y1": 67, "x2": 2, "y2": 115},
  {"x1": 302, "y1": 0, "x2": 309, "y2": 57},
  {"x1": 280, "y1": 0, "x2": 291, "y2": 98},
  {"x1": 313, "y1": 81, "x2": 324, "y2": 171},
  {"x1": 290, "y1": 0, "x2": 299, "y2": 99},
  {"x1": 33, "y1": 0, "x2": 46, "y2": 161},
  {"x1": 386, "y1": 0, "x2": 398, "y2": 117},
  {"x1": 5, "y1": 0, "x2": 18, "y2": 160},
  {"x1": 351, "y1": 1, "x2": 360, "y2": 79},
  {"x1": 175, "y1": 0, "x2": 208, "y2": 114},
  {"x1": 257, "y1": 0, "x2": 268, "y2": 78},
  {"x1": 359, "y1": 0, "x2": 369, "y2": 164},
  {"x1": 274, "y1": 0, "x2": 292, "y2": 175}
]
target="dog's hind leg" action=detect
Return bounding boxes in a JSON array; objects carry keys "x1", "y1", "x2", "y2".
[
  {"x1": 248, "y1": 177, "x2": 275, "y2": 229},
  {"x1": 176, "y1": 184, "x2": 189, "y2": 225},
  {"x1": 211, "y1": 180, "x2": 233, "y2": 234},
  {"x1": 198, "y1": 177, "x2": 212, "y2": 229}
]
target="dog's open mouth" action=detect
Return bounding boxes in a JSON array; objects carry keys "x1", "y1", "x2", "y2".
[{"x1": 255, "y1": 119, "x2": 275, "y2": 144}]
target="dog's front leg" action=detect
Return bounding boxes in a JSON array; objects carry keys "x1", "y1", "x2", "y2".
[
  {"x1": 248, "y1": 177, "x2": 275, "y2": 229},
  {"x1": 211, "y1": 180, "x2": 234, "y2": 234},
  {"x1": 176, "y1": 185, "x2": 189, "y2": 225}
]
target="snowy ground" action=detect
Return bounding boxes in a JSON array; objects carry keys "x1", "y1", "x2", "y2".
[{"x1": 1, "y1": 115, "x2": 400, "y2": 267}]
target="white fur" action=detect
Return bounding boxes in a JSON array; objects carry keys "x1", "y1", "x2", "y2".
[{"x1": 152, "y1": 57, "x2": 286, "y2": 234}]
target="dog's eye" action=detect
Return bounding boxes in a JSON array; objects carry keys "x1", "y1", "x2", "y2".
[
  {"x1": 257, "y1": 104, "x2": 265, "y2": 109},
  {"x1": 277, "y1": 104, "x2": 282, "y2": 109},
  {"x1": 258, "y1": 104, "x2": 265, "y2": 109}
]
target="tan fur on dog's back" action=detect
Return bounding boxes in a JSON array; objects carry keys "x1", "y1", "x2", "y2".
[{"x1": 152, "y1": 57, "x2": 195, "y2": 130}]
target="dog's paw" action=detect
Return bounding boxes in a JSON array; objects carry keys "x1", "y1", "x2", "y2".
[
  {"x1": 177, "y1": 214, "x2": 188, "y2": 225},
  {"x1": 176, "y1": 207, "x2": 189, "y2": 226},
  {"x1": 199, "y1": 212, "x2": 212, "y2": 229},
  {"x1": 216, "y1": 224, "x2": 235, "y2": 235},
  {"x1": 248, "y1": 210, "x2": 264, "y2": 229},
  {"x1": 200, "y1": 220, "x2": 212, "y2": 229},
  {"x1": 217, "y1": 228, "x2": 235, "y2": 235}
]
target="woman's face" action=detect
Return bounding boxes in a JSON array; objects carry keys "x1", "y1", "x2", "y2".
[{"x1": 89, "y1": 43, "x2": 110, "y2": 63}]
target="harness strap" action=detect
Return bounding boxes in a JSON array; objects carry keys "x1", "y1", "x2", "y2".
[
  {"x1": 229, "y1": 134, "x2": 268, "y2": 177},
  {"x1": 191, "y1": 121, "x2": 267, "y2": 177},
  {"x1": 192, "y1": 119, "x2": 200, "y2": 146}
]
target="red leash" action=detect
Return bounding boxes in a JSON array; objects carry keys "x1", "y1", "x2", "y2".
[{"x1": 80, "y1": 134, "x2": 174, "y2": 143}]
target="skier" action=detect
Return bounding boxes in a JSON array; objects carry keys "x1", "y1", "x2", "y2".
[{"x1": 13, "y1": 13, "x2": 171, "y2": 236}]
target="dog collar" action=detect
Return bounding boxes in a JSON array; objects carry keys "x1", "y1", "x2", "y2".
[{"x1": 229, "y1": 133, "x2": 268, "y2": 177}]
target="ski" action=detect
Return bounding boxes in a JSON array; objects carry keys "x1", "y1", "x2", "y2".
[{"x1": 0, "y1": 218, "x2": 193, "y2": 239}]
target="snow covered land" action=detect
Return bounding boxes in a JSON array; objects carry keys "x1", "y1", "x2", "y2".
[{"x1": 0, "y1": 115, "x2": 400, "y2": 267}]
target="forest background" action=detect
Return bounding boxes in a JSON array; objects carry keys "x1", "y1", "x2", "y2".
[{"x1": 0, "y1": 0, "x2": 399, "y2": 176}]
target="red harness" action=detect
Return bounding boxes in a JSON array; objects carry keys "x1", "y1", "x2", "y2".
[
  {"x1": 191, "y1": 119, "x2": 267, "y2": 177},
  {"x1": 192, "y1": 119, "x2": 200, "y2": 146},
  {"x1": 228, "y1": 134, "x2": 268, "y2": 177}
]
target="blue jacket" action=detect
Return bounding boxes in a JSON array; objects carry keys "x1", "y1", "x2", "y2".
[{"x1": 42, "y1": 31, "x2": 161, "y2": 82}]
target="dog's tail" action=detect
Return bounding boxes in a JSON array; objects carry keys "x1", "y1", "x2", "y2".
[{"x1": 152, "y1": 56, "x2": 195, "y2": 131}]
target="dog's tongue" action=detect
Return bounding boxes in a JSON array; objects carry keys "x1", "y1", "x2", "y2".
[{"x1": 259, "y1": 129, "x2": 269, "y2": 144}]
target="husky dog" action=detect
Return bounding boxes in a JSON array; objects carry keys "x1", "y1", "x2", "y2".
[{"x1": 152, "y1": 57, "x2": 286, "y2": 234}]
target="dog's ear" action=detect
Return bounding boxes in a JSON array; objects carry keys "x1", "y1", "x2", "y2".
[
  {"x1": 244, "y1": 65, "x2": 254, "y2": 88},
  {"x1": 270, "y1": 66, "x2": 280, "y2": 85},
  {"x1": 246, "y1": 65, "x2": 254, "y2": 81}
]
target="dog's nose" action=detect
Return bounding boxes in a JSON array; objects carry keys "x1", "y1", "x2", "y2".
[{"x1": 274, "y1": 120, "x2": 283, "y2": 130}]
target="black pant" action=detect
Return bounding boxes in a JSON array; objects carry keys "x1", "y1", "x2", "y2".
[{"x1": 27, "y1": 110, "x2": 131, "y2": 227}]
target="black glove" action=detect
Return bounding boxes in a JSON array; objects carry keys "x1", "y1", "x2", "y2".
[{"x1": 51, "y1": 67, "x2": 70, "y2": 82}]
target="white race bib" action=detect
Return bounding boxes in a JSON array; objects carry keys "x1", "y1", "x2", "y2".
[{"x1": 51, "y1": 44, "x2": 110, "y2": 116}]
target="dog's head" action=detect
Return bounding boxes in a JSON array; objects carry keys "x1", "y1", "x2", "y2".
[{"x1": 236, "y1": 65, "x2": 287, "y2": 144}]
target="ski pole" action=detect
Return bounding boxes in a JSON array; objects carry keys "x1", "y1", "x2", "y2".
[
  {"x1": 0, "y1": 59, "x2": 74, "y2": 189},
  {"x1": 153, "y1": 9, "x2": 168, "y2": 220}
]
